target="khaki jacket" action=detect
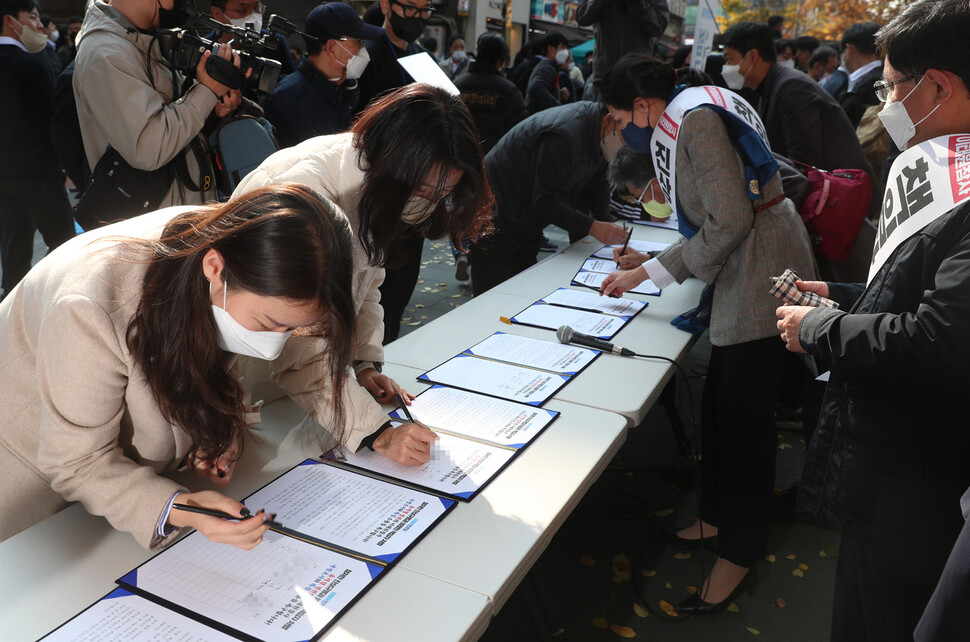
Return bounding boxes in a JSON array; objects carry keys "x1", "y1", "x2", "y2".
[
  {"x1": 656, "y1": 108, "x2": 817, "y2": 346},
  {"x1": 232, "y1": 133, "x2": 389, "y2": 456},
  {"x1": 73, "y1": 1, "x2": 218, "y2": 206}
]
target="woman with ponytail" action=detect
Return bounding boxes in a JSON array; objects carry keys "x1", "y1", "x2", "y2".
[{"x1": 600, "y1": 54, "x2": 815, "y2": 614}]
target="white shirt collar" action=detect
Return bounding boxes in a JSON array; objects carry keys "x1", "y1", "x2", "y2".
[
  {"x1": 847, "y1": 60, "x2": 882, "y2": 92},
  {"x1": 0, "y1": 36, "x2": 27, "y2": 52}
]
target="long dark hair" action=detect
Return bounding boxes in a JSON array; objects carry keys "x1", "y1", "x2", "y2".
[
  {"x1": 352, "y1": 84, "x2": 494, "y2": 268},
  {"x1": 125, "y1": 184, "x2": 357, "y2": 465}
]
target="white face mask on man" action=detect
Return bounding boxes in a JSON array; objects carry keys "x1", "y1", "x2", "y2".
[
  {"x1": 877, "y1": 75, "x2": 940, "y2": 151},
  {"x1": 12, "y1": 18, "x2": 49, "y2": 53},
  {"x1": 336, "y1": 40, "x2": 371, "y2": 80},
  {"x1": 227, "y1": 12, "x2": 262, "y2": 33},
  {"x1": 211, "y1": 281, "x2": 293, "y2": 361}
]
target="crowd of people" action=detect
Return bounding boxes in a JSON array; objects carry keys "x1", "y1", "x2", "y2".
[{"x1": 2, "y1": 0, "x2": 970, "y2": 638}]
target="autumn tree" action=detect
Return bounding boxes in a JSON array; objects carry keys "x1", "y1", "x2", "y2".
[{"x1": 718, "y1": 0, "x2": 908, "y2": 43}]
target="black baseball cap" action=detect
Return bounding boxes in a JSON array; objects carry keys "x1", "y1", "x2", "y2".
[{"x1": 305, "y1": 3, "x2": 385, "y2": 43}]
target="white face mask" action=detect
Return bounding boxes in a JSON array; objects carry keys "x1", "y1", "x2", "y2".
[
  {"x1": 721, "y1": 63, "x2": 744, "y2": 90},
  {"x1": 877, "y1": 75, "x2": 939, "y2": 151},
  {"x1": 14, "y1": 19, "x2": 49, "y2": 53},
  {"x1": 49, "y1": 29, "x2": 59, "y2": 43},
  {"x1": 779, "y1": 59, "x2": 795, "y2": 69},
  {"x1": 452, "y1": 49, "x2": 467, "y2": 63},
  {"x1": 555, "y1": 48, "x2": 570, "y2": 65},
  {"x1": 211, "y1": 282, "x2": 293, "y2": 361},
  {"x1": 228, "y1": 12, "x2": 262, "y2": 33},
  {"x1": 336, "y1": 41, "x2": 370, "y2": 80}
]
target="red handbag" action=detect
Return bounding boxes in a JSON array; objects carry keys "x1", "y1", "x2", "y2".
[{"x1": 791, "y1": 161, "x2": 873, "y2": 262}]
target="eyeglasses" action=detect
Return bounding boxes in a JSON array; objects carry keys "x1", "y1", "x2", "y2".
[
  {"x1": 390, "y1": 0, "x2": 436, "y2": 19},
  {"x1": 874, "y1": 73, "x2": 922, "y2": 102}
]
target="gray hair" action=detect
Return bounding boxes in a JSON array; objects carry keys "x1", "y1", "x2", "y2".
[{"x1": 608, "y1": 146, "x2": 656, "y2": 190}]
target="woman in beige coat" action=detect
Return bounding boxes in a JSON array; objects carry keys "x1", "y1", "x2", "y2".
[
  {"x1": 0, "y1": 185, "x2": 357, "y2": 549},
  {"x1": 599, "y1": 56, "x2": 817, "y2": 614},
  {"x1": 234, "y1": 84, "x2": 494, "y2": 466}
]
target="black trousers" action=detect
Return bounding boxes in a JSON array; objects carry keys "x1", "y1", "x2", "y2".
[
  {"x1": 699, "y1": 336, "x2": 785, "y2": 567},
  {"x1": 468, "y1": 228, "x2": 540, "y2": 297},
  {"x1": 0, "y1": 176, "x2": 75, "y2": 299},
  {"x1": 833, "y1": 523, "x2": 958, "y2": 642},
  {"x1": 379, "y1": 233, "x2": 425, "y2": 344}
]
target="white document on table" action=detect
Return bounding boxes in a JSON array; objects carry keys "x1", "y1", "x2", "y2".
[
  {"x1": 335, "y1": 431, "x2": 516, "y2": 500},
  {"x1": 539, "y1": 287, "x2": 647, "y2": 316},
  {"x1": 510, "y1": 303, "x2": 628, "y2": 339},
  {"x1": 581, "y1": 258, "x2": 620, "y2": 273},
  {"x1": 243, "y1": 460, "x2": 452, "y2": 563},
  {"x1": 592, "y1": 240, "x2": 671, "y2": 260},
  {"x1": 464, "y1": 331, "x2": 599, "y2": 375},
  {"x1": 418, "y1": 354, "x2": 568, "y2": 405},
  {"x1": 389, "y1": 385, "x2": 558, "y2": 448},
  {"x1": 573, "y1": 269, "x2": 661, "y2": 296},
  {"x1": 42, "y1": 587, "x2": 238, "y2": 641},
  {"x1": 120, "y1": 529, "x2": 379, "y2": 642}
]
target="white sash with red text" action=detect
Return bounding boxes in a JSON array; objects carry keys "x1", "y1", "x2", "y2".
[
  {"x1": 649, "y1": 86, "x2": 771, "y2": 210},
  {"x1": 869, "y1": 134, "x2": 970, "y2": 283}
]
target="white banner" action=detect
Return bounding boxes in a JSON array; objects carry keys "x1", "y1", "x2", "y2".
[
  {"x1": 868, "y1": 134, "x2": 970, "y2": 282},
  {"x1": 690, "y1": 0, "x2": 720, "y2": 72}
]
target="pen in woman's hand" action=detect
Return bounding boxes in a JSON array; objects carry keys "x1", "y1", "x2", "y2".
[{"x1": 172, "y1": 503, "x2": 284, "y2": 529}]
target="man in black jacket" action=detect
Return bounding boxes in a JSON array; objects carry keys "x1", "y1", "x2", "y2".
[
  {"x1": 468, "y1": 101, "x2": 628, "y2": 295},
  {"x1": 839, "y1": 21, "x2": 883, "y2": 129},
  {"x1": 454, "y1": 33, "x2": 527, "y2": 155},
  {"x1": 0, "y1": 0, "x2": 75, "y2": 300},
  {"x1": 776, "y1": 2, "x2": 970, "y2": 639},
  {"x1": 524, "y1": 32, "x2": 568, "y2": 114}
]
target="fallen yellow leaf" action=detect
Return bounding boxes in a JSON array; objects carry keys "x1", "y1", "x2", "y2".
[
  {"x1": 673, "y1": 552, "x2": 691, "y2": 560},
  {"x1": 747, "y1": 627, "x2": 761, "y2": 635},
  {"x1": 659, "y1": 600, "x2": 678, "y2": 617},
  {"x1": 613, "y1": 553, "x2": 631, "y2": 570},
  {"x1": 640, "y1": 569, "x2": 657, "y2": 577},
  {"x1": 792, "y1": 568, "x2": 805, "y2": 578},
  {"x1": 407, "y1": 321, "x2": 421, "y2": 326},
  {"x1": 798, "y1": 563, "x2": 809, "y2": 571},
  {"x1": 665, "y1": 581, "x2": 673, "y2": 589},
  {"x1": 727, "y1": 602, "x2": 740, "y2": 613},
  {"x1": 777, "y1": 597, "x2": 787, "y2": 608},
  {"x1": 580, "y1": 554, "x2": 596, "y2": 567},
  {"x1": 819, "y1": 550, "x2": 828, "y2": 558},
  {"x1": 785, "y1": 554, "x2": 797, "y2": 560},
  {"x1": 765, "y1": 554, "x2": 776, "y2": 563},
  {"x1": 592, "y1": 616, "x2": 609, "y2": 629},
  {"x1": 686, "y1": 586, "x2": 698, "y2": 594},
  {"x1": 414, "y1": 303, "x2": 424, "y2": 308},
  {"x1": 633, "y1": 603, "x2": 649, "y2": 618},
  {"x1": 610, "y1": 624, "x2": 638, "y2": 638}
]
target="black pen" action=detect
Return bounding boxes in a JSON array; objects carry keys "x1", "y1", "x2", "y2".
[
  {"x1": 619, "y1": 226, "x2": 634, "y2": 258},
  {"x1": 396, "y1": 393, "x2": 416, "y2": 424},
  {"x1": 172, "y1": 503, "x2": 284, "y2": 529}
]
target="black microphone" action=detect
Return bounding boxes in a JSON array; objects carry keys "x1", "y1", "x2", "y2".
[{"x1": 556, "y1": 325, "x2": 636, "y2": 357}]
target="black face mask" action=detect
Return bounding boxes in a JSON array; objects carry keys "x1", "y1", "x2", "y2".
[{"x1": 389, "y1": 11, "x2": 426, "y2": 43}]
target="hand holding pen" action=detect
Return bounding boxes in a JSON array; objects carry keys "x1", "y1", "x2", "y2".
[
  {"x1": 167, "y1": 490, "x2": 273, "y2": 550},
  {"x1": 371, "y1": 394, "x2": 438, "y2": 467}
]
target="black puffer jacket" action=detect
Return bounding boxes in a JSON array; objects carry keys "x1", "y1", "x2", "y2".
[
  {"x1": 484, "y1": 101, "x2": 609, "y2": 250},
  {"x1": 799, "y1": 200, "x2": 970, "y2": 550},
  {"x1": 454, "y1": 62, "x2": 527, "y2": 155}
]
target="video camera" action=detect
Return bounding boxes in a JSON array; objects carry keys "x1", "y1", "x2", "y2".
[{"x1": 156, "y1": 12, "x2": 302, "y2": 95}]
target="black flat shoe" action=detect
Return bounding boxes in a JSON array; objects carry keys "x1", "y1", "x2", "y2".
[
  {"x1": 662, "y1": 529, "x2": 718, "y2": 552},
  {"x1": 677, "y1": 568, "x2": 758, "y2": 616}
]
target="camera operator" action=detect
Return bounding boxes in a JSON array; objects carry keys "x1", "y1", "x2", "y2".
[
  {"x1": 208, "y1": 0, "x2": 295, "y2": 77},
  {"x1": 73, "y1": 0, "x2": 243, "y2": 207}
]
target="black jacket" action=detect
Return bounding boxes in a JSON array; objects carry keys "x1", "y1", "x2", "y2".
[
  {"x1": 0, "y1": 43, "x2": 62, "y2": 180},
  {"x1": 485, "y1": 101, "x2": 608, "y2": 249},
  {"x1": 454, "y1": 62, "x2": 527, "y2": 155},
  {"x1": 799, "y1": 200, "x2": 970, "y2": 554},
  {"x1": 525, "y1": 57, "x2": 560, "y2": 114},
  {"x1": 756, "y1": 63, "x2": 873, "y2": 181},
  {"x1": 262, "y1": 58, "x2": 359, "y2": 148},
  {"x1": 840, "y1": 63, "x2": 883, "y2": 129}
]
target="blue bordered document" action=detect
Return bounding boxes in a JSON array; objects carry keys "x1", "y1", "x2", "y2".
[
  {"x1": 116, "y1": 459, "x2": 455, "y2": 642},
  {"x1": 417, "y1": 332, "x2": 600, "y2": 406},
  {"x1": 538, "y1": 287, "x2": 648, "y2": 317},
  {"x1": 510, "y1": 302, "x2": 633, "y2": 339},
  {"x1": 329, "y1": 386, "x2": 559, "y2": 501}
]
